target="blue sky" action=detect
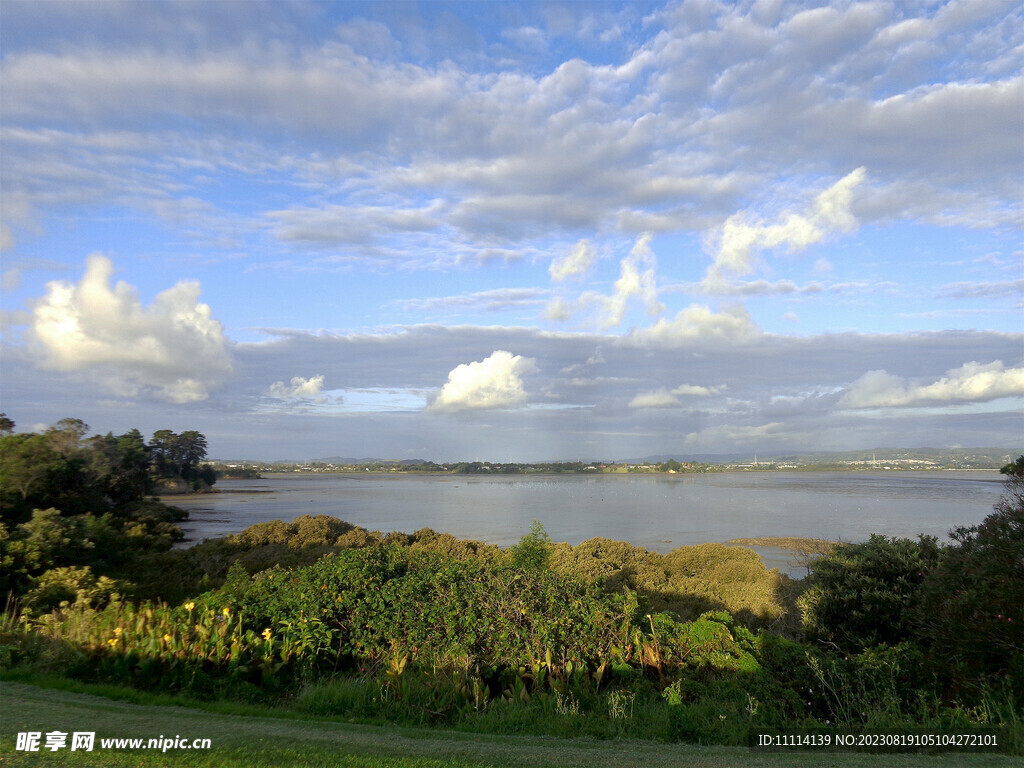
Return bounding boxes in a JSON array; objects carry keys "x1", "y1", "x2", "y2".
[{"x1": 1, "y1": 0, "x2": 1021, "y2": 461}]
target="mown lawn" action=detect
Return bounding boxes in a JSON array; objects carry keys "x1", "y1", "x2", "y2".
[{"x1": 1, "y1": 682, "x2": 1019, "y2": 768}]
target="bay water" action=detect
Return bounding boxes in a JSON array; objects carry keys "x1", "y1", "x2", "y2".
[{"x1": 173, "y1": 470, "x2": 1006, "y2": 576}]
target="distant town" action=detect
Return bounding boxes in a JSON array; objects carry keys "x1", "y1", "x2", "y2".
[{"x1": 210, "y1": 448, "x2": 1015, "y2": 478}]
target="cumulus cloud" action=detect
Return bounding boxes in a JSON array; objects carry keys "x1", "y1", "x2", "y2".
[
  {"x1": 626, "y1": 304, "x2": 760, "y2": 346},
  {"x1": 268, "y1": 374, "x2": 325, "y2": 399},
  {"x1": 30, "y1": 254, "x2": 232, "y2": 402},
  {"x1": 549, "y1": 239, "x2": 596, "y2": 281},
  {"x1": 429, "y1": 350, "x2": 536, "y2": 413},
  {"x1": 629, "y1": 383, "x2": 721, "y2": 408},
  {"x1": 839, "y1": 360, "x2": 1024, "y2": 409},
  {"x1": 704, "y1": 168, "x2": 867, "y2": 285}
]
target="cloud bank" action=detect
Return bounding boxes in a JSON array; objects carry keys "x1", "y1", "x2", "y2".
[{"x1": 840, "y1": 360, "x2": 1024, "y2": 409}]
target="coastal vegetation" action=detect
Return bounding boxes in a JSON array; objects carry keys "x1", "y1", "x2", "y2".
[
  {"x1": 0, "y1": 416, "x2": 212, "y2": 608},
  {"x1": 0, "y1": 417, "x2": 1021, "y2": 756}
]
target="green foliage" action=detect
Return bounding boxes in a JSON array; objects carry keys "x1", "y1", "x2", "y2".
[
  {"x1": 915, "y1": 476, "x2": 1024, "y2": 699},
  {"x1": 1, "y1": 506, "x2": 181, "y2": 601},
  {"x1": 149, "y1": 429, "x2": 210, "y2": 484},
  {"x1": 232, "y1": 545, "x2": 627, "y2": 673},
  {"x1": 128, "y1": 517, "x2": 503, "y2": 604},
  {"x1": 0, "y1": 417, "x2": 212, "y2": 605},
  {"x1": 1000, "y1": 455, "x2": 1024, "y2": 477},
  {"x1": 85, "y1": 429, "x2": 154, "y2": 505},
  {"x1": 23, "y1": 566, "x2": 122, "y2": 613},
  {"x1": 509, "y1": 520, "x2": 553, "y2": 571},
  {"x1": 550, "y1": 538, "x2": 786, "y2": 628},
  {"x1": 798, "y1": 534, "x2": 941, "y2": 651},
  {"x1": 0, "y1": 434, "x2": 67, "y2": 524}
]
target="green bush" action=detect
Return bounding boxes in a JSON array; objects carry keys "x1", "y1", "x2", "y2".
[
  {"x1": 23, "y1": 566, "x2": 122, "y2": 613},
  {"x1": 798, "y1": 534, "x2": 941, "y2": 651},
  {"x1": 916, "y1": 470, "x2": 1024, "y2": 700}
]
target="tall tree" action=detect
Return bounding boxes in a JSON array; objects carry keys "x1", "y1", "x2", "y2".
[
  {"x1": 87, "y1": 429, "x2": 153, "y2": 505},
  {"x1": 45, "y1": 418, "x2": 90, "y2": 457},
  {"x1": 148, "y1": 429, "x2": 209, "y2": 481},
  {"x1": 176, "y1": 430, "x2": 208, "y2": 480},
  {"x1": 148, "y1": 430, "x2": 178, "y2": 478},
  {"x1": 0, "y1": 436, "x2": 65, "y2": 514}
]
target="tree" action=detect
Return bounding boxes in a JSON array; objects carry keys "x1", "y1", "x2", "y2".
[
  {"x1": 86, "y1": 429, "x2": 153, "y2": 505},
  {"x1": 799, "y1": 534, "x2": 941, "y2": 651},
  {"x1": 0, "y1": 414, "x2": 14, "y2": 435},
  {"x1": 148, "y1": 429, "x2": 208, "y2": 481},
  {"x1": 176, "y1": 430, "x2": 208, "y2": 480},
  {"x1": 148, "y1": 429, "x2": 178, "y2": 478},
  {"x1": 0, "y1": 433, "x2": 66, "y2": 524},
  {"x1": 45, "y1": 418, "x2": 90, "y2": 457},
  {"x1": 915, "y1": 460, "x2": 1024, "y2": 696}
]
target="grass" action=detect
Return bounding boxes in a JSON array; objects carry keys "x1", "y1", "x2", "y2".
[{"x1": 1, "y1": 680, "x2": 1020, "y2": 768}]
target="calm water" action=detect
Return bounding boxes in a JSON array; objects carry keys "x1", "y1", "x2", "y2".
[{"x1": 173, "y1": 471, "x2": 1006, "y2": 575}]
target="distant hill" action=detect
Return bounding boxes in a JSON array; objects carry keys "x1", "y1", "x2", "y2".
[
  {"x1": 636, "y1": 447, "x2": 1015, "y2": 468},
  {"x1": 213, "y1": 447, "x2": 1016, "y2": 469}
]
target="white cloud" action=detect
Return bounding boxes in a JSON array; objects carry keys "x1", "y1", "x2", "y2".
[
  {"x1": 839, "y1": 360, "x2": 1024, "y2": 409},
  {"x1": 429, "y1": 350, "x2": 536, "y2": 413},
  {"x1": 938, "y1": 279, "x2": 1024, "y2": 299},
  {"x1": 395, "y1": 288, "x2": 547, "y2": 314},
  {"x1": 626, "y1": 304, "x2": 760, "y2": 346},
  {"x1": 684, "y1": 422, "x2": 787, "y2": 447},
  {"x1": 268, "y1": 374, "x2": 325, "y2": 399},
  {"x1": 29, "y1": 254, "x2": 232, "y2": 403},
  {"x1": 580, "y1": 233, "x2": 664, "y2": 328},
  {"x1": 672, "y1": 383, "x2": 721, "y2": 397},
  {"x1": 628, "y1": 388, "x2": 681, "y2": 409},
  {"x1": 544, "y1": 296, "x2": 573, "y2": 321},
  {"x1": 549, "y1": 239, "x2": 596, "y2": 281},
  {"x1": 703, "y1": 168, "x2": 867, "y2": 284},
  {"x1": 629, "y1": 382, "x2": 721, "y2": 408}
]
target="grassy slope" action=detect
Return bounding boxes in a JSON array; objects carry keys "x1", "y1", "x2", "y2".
[{"x1": 1, "y1": 682, "x2": 1020, "y2": 768}]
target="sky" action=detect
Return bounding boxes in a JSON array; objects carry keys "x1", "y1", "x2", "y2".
[{"x1": 1, "y1": 0, "x2": 1021, "y2": 462}]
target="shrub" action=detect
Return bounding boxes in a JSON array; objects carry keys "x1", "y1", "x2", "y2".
[
  {"x1": 23, "y1": 566, "x2": 122, "y2": 613},
  {"x1": 509, "y1": 520, "x2": 554, "y2": 571},
  {"x1": 915, "y1": 467, "x2": 1024, "y2": 700},
  {"x1": 798, "y1": 534, "x2": 940, "y2": 651}
]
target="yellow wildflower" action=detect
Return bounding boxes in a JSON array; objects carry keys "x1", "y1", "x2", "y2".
[
  {"x1": 107, "y1": 638, "x2": 118, "y2": 646},
  {"x1": 184, "y1": 602, "x2": 196, "y2": 611},
  {"x1": 113, "y1": 627, "x2": 123, "y2": 636},
  {"x1": 222, "y1": 607, "x2": 231, "y2": 617},
  {"x1": 163, "y1": 634, "x2": 173, "y2": 644},
  {"x1": 262, "y1": 628, "x2": 272, "y2": 641}
]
